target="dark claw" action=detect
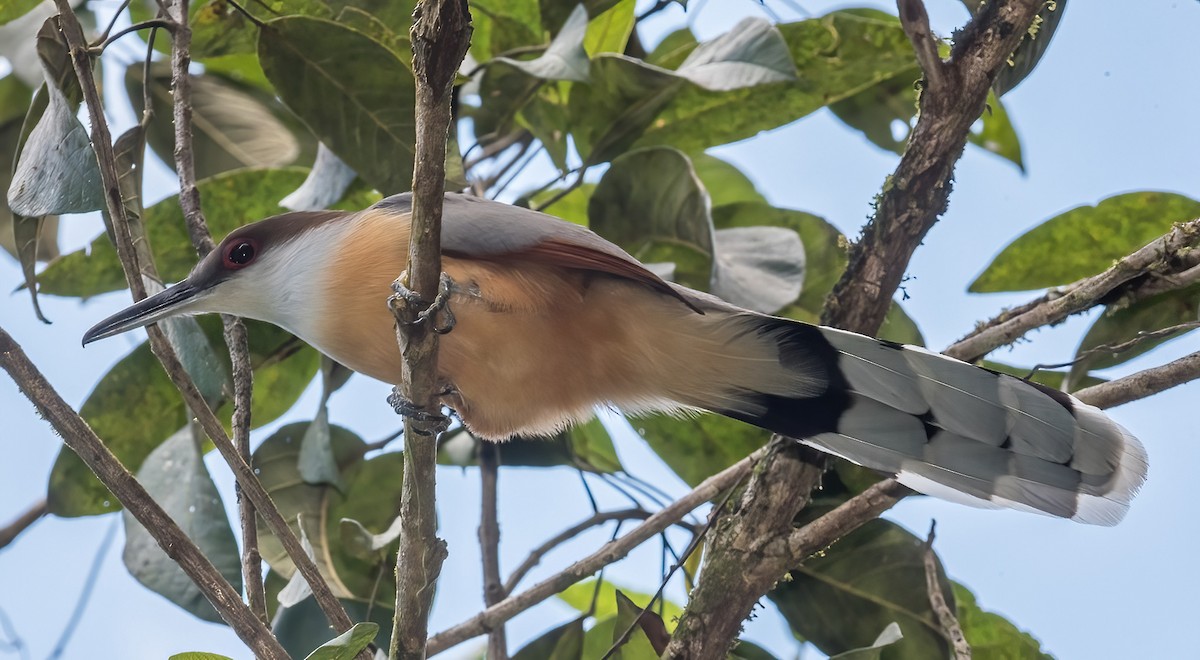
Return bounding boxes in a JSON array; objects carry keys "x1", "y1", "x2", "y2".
[
  {"x1": 390, "y1": 272, "x2": 457, "y2": 334},
  {"x1": 387, "y1": 387, "x2": 451, "y2": 436}
]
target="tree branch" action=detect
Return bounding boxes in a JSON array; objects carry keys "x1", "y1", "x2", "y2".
[
  {"x1": 503, "y1": 508, "x2": 654, "y2": 594},
  {"x1": 1074, "y1": 350, "x2": 1200, "y2": 409},
  {"x1": 426, "y1": 448, "x2": 766, "y2": 656},
  {"x1": 0, "y1": 498, "x2": 47, "y2": 550},
  {"x1": 667, "y1": 1, "x2": 1048, "y2": 654},
  {"x1": 478, "y1": 443, "x2": 507, "y2": 659},
  {"x1": 51, "y1": 0, "x2": 356, "y2": 637},
  {"x1": 922, "y1": 523, "x2": 969, "y2": 660},
  {"x1": 164, "y1": 0, "x2": 267, "y2": 627},
  {"x1": 390, "y1": 1, "x2": 471, "y2": 658},
  {"x1": 946, "y1": 218, "x2": 1200, "y2": 362},
  {"x1": 0, "y1": 327, "x2": 288, "y2": 659},
  {"x1": 897, "y1": 0, "x2": 946, "y2": 91}
]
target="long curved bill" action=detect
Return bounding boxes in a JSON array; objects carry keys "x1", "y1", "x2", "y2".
[{"x1": 82, "y1": 281, "x2": 206, "y2": 346}]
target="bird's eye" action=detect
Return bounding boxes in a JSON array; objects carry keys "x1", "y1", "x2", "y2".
[{"x1": 223, "y1": 240, "x2": 258, "y2": 269}]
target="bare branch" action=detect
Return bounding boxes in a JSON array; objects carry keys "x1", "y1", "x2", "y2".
[
  {"x1": 0, "y1": 327, "x2": 288, "y2": 659},
  {"x1": 947, "y1": 219, "x2": 1200, "y2": 363},
  {"x1": 426, "y1": 448, "x2": 766, "y2": 656},
  {"x1": 897, "y1": 0, "x2": 946, "y2": 91},
  {"x1": 922, "y1": 523, "x2": 969, "y2": 660},
  {"x1": 478, "y1": 443, "x2": 507, "y2": 659},
  {"x1": 51, "y1": 0, "x2": 356, "y2": 636},
  {"x1": 1074, "y1": 350, "x2": 1200, "y2": 410},
  {"x1": 390, "y1": 1, "x2": 472, "y2": 658},
  {"x1": 0, "y1": 498, "x2": 47, "y2": 550}
]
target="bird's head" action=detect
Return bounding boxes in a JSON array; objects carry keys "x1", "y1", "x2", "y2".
[{"x1": 82, "y1": 210, "x2": 349, "y2": 346}]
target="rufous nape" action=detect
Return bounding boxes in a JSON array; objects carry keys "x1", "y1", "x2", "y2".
[{"x1": 84, "y1": 193, "x2": 1148, "y2": 525}]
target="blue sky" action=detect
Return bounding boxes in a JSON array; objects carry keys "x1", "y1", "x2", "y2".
[{"x1": 2, "y1": 1, "x2": 1198, "y2": 658}]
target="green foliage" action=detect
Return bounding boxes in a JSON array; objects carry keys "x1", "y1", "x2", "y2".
[
  {"x1": 303, "y1": 622, "x2": 380, "y2": 660},
  {"x1": 970, "y1": 191, "x2": 1200, "y2": 292},
  {"x1": 953, "y1": 583, "x2": 1051, "y2": 659},
  {"x1": 0, "y1": 0, "x2": 40, "y2": 25}
]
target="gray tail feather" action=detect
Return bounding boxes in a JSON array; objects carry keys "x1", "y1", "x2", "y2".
[{"x1": 713, "y1": 316, "x2": 1148, "y2": 526}]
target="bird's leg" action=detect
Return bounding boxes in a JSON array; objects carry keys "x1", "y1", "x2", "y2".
[{"x1": 389, "y1": 271, "x2": 456, "y2": 334}]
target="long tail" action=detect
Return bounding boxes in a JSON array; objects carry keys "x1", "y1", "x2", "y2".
[{"x1": 683, "y1": 312, "x2": 1148, "y2": 526}]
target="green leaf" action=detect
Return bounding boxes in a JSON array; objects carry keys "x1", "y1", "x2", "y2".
[
  {"x1": 512, "y1": 617, "x2": 586, "y2": 660},
  {"x1": 122, "y1": 425, "x2": 241, "y2": 622},
  {"x1": 48, "y1": 318, "x2": 319, "y2": 516},
  {"x1": 494, "y1": 4, "x2": 589, "y2": 82},
  {"x1": 438, "y1": 418, "x2": 623, "y2": 473},
  {"x1": 527, "y1": 182, "x2": 595, "y2": 226},
  {"x1": 769, "y1": 515, "x2": 955, "y2": 659},
  {"x1": 827, "y1": 623, "x2": 903, "y2": 659},
  {"x1": 635, "y1": 412, "x2": 769, "y2": 487},
  {"x1": 270, "y1": 591, "x2": 393, "y2": 659},
  {"x1": 567, "y1": 54, "x2": 683, "y2": 164},
  {"x1": 169, "y1": 653, "x2": 235, "y2": 660},
  {"x1": 712, "y1": 202, "x2": 842, "y2": 317},
  {"x1": 259, "y1": 16, "x2": 416, "y2": 194},
  {"x1": 583, "y1": 0, "x2": 634, "y2": 58},
  {"x1": 470, "y1": 0, "x2": 541, "y2": 63},
  {"x1": 953, "y1": 582, "x2": 1051, "y2": 659},
  {"x1": 304, "y1": 622, "x2": 379, "y2": 660},
  {"x1": 969, "y1": 91, "x2": 1024, "y2": 171},
  {"x1": 8, "y1": 69, "x2": 102, "y2": 216},
  {"x1": 557, "y1": 579, "x2": 684, "y2": 626},
  {"x1": 674, "y1": 17, "x2": 797, "y2": 91},
  {"x1": 635, "y1": 10, "x2": 921, "y2": 154},
  {"x1": 974, "y1": 0, "x2": 1067, "y2": 97},
  {"x1": 690, "y1": 153, "x2": 766, "y2": 208},
  {"x1": 1066, "y1": 284, "x2": 1200, "y2": 389},
  {"x1": 299, "y1": 357, "x2": 347, "y2": 488},
  {"x1": 38, "y1": 167, "x2": 377, "y2": 298},
  {"x1": 610, "y1": 590, "x2": 667, "y2": 658},
  {"x1": 128, "y1": 64, "x2": 312, "y2": 180},
  {"x1": 646, "y1": 26, "x2": 698, "y2": 69},
  {"x1": 711, "y1": 225, "x2": 804, "y2": 314},
  {"x1": 589, "y1": 146, "x2": 713, "y2": 291},
  {"x1": 0, "y1": 0, "x2": 40, "y2": 26},
  {"x1": 970, "y1": 192, "x2": 1200, "y2": 293},
  {"x1": 729, "y1": 640, "x2": 779, "y2": 660},
  {"x1": 255, "y1": 423, "x2": 405, "y2": 605}
]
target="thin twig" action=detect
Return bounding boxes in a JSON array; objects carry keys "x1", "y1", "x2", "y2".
[
  {"x1": 0, "y1": 603, "x2": 29, "y2": 660},
  {"x1": 426, "y1": 448, "x2": 766, "y2": 656},
  {"x1": 896, "y1": 0, "x2": 946, "y2": 91},
  {"x1": 946, "y1": 219, "x2": 1200, "y2": 363},
  {"x1": 90, "y1": 0, "x2": 136, "y2": 45},
  {"x1": 92, "y1": 19, "x2": 175, "y2": 53},
  {"x1": 478, "y1": 442, "x2": 507, "y2": 659},
  {"x1": 0, "y1": 499, "x2": 47, "y2": 550},
  {"x1": 922, "y1": 522, "x2": 970, "y2": 660},
  {"x1": 1026, "y1": 321, "x2": 1200, "y2": 376},
  {"x1": 0, "y1": 326, "x2": 288, "y2": 659},
  {"x1": 390, "y1": 2, "x2": 472, "y2": 658},
  {"x1": 503, "y1": 509, "x2": 655, "y2": 593},
  {"x1": 52, "y1": 0, "x2": 355, "y2": 637}
]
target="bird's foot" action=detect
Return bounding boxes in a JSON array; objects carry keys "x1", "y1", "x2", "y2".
[
  {"x1": 387, "y1": 387, "x2": 452, "y2": 436},
  {"x1": 389, "y1": 271, "x2": 456, "y2": 334}
]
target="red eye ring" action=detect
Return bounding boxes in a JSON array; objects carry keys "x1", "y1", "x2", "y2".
[{"x1": 223, "y1": 238, "x2": 259, "y2": 269}]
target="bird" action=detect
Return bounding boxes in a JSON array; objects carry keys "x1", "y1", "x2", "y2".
[{"x1": 83, "y1": 193, "x2": 1147, "y2": 525}]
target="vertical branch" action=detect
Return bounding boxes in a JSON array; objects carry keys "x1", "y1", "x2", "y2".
[
  {"x1": 165, "y1": 0, "x2": 266, "y2": 625},
  {"x1": 478, "y1": 442, "x2": 507, "y2": 659},
  {"x1": 390, "y1": 1, "x2": 472, "y2": 658},
  {"x1": 51, "y1": 0, "x2": 355, "y2": 638}
]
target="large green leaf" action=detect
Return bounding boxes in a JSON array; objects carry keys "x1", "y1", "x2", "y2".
[
  {"x1": 567, "y1": 54, "x2": 683, "y2": 165},
  {"x1": 269, "y1": 588, "x2": 393, "y2": 659},
  {"x1": 673, "y1": 17, "x2": 796, "y2": 92},
  {"x1": 127, "y1": 64, "x2": 313, "y2": 180},
  {"x1": 1066, "y1": 284, "x2": 1200, "y2": 389},
  {"x1": 589, "y1": 146, "x2": 713, "y2": 290},
  {"x1": 259, "y1": 16, "x2": 416, "y2": 194},
  {"x1": 48, "y1": 318, "x2": 320, "y2": 516},
  {"x1": 583, "y1": 0, "x2": 634, "y2": 57},
  {"x1": 493, "y1": 4, "x2": 589, "y2": 82},
  {"x1": 962, "y1": 0, "x2": 1067, "y2": 97},
  {"x1": 970, "y1": 192, "x2": 1200, "y2": 293},
  {"x1": 769, "y1": 514, "x2": 955, "y2": 659},
  {"x1": 512, "y1": 617, "x2": 586, "y2": 660},
  {"x1": 0, "y1": 0, "x2": 40, "y2": 25},
  {"x1": 690, "y1": 153, "x2": 766, "y2": 208},
  {"x1": 634, "y1": 10, "x2": 920, "y2": 154},
  {"x1": 303, "y1": 622, "x2": 379, "y2": 660},
  {"x1": 469, "y1": 0, "x2": 541, "y2": 63},
  {"x1": 121, "y1": 425, "x2": 241, "y2": 622},
  {"x1": 635, "y1": 412, "x2": 769, "y2": 487},
  {"x1": 557, "y1": 579, "x2": 684, "y2": 626},
  {"x1": 953, "y1": 583, "x2": 1051, "y2": 659},
  {"x1": 38, "y1": 167, "x2": 377, "y2": 298},
  {"x1": 254, "y1": 423, "x2": 405, "y2": 605},
  {"x1": 828, "y1": 623, "x2": 903, "y2": 659}
]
